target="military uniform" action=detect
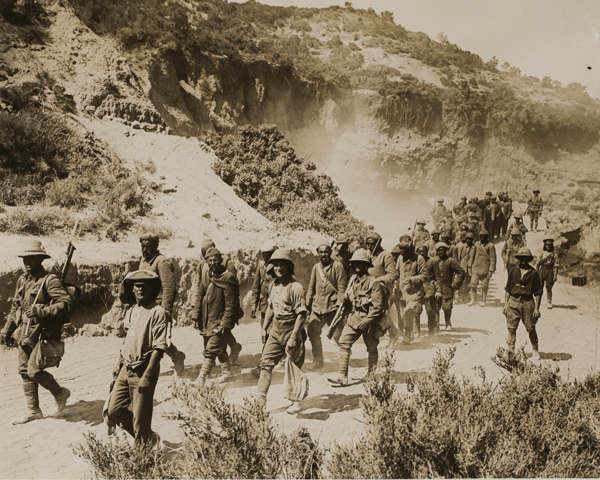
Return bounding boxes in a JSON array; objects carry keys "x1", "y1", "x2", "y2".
[
  {"x1": 337, "y1": 272, "x2": 386, "y2": 377},
  {"x1": 502, "y1": 238, "x2": 525, "y2": 272},
  {"x1": 3, "y1": 268, "x2": 73, "y2": 422},
  {"x1": 468, "y1": 240, "x2": 496, "y2": 305},
  {"x1": 504, "y1": 260, "x2": 542, "y2": 354},
  {"x1": 194, "y1": 256, "x2": 240, "y2": 383},
  {"x1": 537, "y1": 249, "x2": 559, "y2": 307},
  {"x1": 306, "y1": 259, "x2": 348, "y2": 364},
  {"x1": 507, "y1": 221, "x2": 528, "y2": 244},
  {"x1": 456, "y1": 241, "x2": 474, "y2": 302},
  {"x1": 528, "y1": 195, "x2": 543, "y2": 223},
  {"x1": 436, "y1": 255, "x2": 465, "y2": 329},
  {"x1": 412, "y1": 226, "x2": 431, "y2": 248},
  {"x1": 396, "y1": 251, "x2": 426, "y2": 337},
  {"x1": 421, "y1": 256, "x2": 441, "y2": 333}
]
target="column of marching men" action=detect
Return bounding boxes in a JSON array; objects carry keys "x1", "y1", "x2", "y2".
[{"x1": 0, "y1": 188, "x2": 559, "y2": 446}]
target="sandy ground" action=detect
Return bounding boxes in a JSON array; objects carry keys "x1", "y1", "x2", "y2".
[{"x1": 1, "y1": 236, "x2": 598, "y2": 479}]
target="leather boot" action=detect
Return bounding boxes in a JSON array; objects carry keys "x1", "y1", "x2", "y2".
[
  {"x1": 13, "y1": 380, "x2": 43, "y2": 424},
  {"x1": 547, "y1": 291, "x2": 553, "y2": 309},
  {"x1": 194, "y1": 358, "x2": 216, "y2": 386}
]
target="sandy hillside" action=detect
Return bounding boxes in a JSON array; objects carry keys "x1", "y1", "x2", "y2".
[{"x1": 1, "y1": 230, "x2": 599, "y2": 479}]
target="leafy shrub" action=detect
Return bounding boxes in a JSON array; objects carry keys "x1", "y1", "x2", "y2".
[
  {"x1": 0, "y1": 107, "x2": 152, "y2": 239},
  {"x1": 73, "y1": 432, "x2": 170, "y2": 479},
  {"x1": 75, "y1": 381, "x2": 322, "y2": 479},
  {"x1": 208, "y1": 125, "x2": 369, "y2": 237},
  {"x1": 0, "y1": 207, "x2": 73, "y2": 236},
  {"x1": 328, "y1": 347, "x2": 600, "y2": 478}
]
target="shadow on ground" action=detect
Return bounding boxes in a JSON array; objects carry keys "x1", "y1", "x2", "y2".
[
  {"x1": 60, "y1": 399, "x2": 105, "y2": 426},
  {"x1": 271, "y1": 393, "x2": 364, "y2": 419},
  {"x1": 541, "y1": 352, "x2": 573, "y2": 361}
]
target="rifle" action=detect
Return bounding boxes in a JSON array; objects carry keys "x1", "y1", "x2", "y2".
[
  {"x1": 23, "y1": 220, "x2": 79, "y2": 348},
  {"x1": 326, "y1": 277, "x2": 354, "y2": 339}
]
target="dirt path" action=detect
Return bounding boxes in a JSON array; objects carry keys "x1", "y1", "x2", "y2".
[{"x1": 1, "y1": 240, "x2": 598, "y2": 479}]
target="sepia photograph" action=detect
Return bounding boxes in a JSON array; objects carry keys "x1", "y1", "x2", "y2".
[{"x1": 0, "y1": 0, "x2": 599, "y2": 477}]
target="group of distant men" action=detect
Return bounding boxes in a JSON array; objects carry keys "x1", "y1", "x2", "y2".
[{"x1": 0, "y1": 188, "x2": 559, "y2": 446}]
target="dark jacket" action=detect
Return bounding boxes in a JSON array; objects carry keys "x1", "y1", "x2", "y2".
[
  {"x1": 436, "y1": 257, "x2": 465, "y2": 298},
  {"x1": 192, "y1": 255, "x2": 237, "y2": 321},
  {"x1": 139, "y1": 253, "x2": 177, "y2": 313},
  {"x1": 197, "y1": 266, "x2": 240, "y2": 336}
]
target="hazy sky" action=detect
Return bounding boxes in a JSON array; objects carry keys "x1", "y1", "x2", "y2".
[{"x1": 232, "y1": 0, "x2": 600, "y2": 98}]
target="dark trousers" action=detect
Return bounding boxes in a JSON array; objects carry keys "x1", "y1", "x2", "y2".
[
  {"x1": 107, "y1": 362, "x2": 158, "y2": 444},
  {"x1": 18, "y1": 343, "x2": 62, "y2": 396},
  {"x1": 202, "y1": 332, "x2": 229, "y2": 362},
  {"x1": 423, "y1": 296, "x2": 439, "y2": 333}
]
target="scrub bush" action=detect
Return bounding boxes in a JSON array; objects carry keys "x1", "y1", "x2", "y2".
[
  {"x1": 208, "y1": 125, "x2": 370, "y2": 238},
  {"x1": 0, "y1": 108, "x2": 152, "y2": 239},
  {"x1": 328, "y1": 348, "x2": 600, "y2": 478},
  {"x1": 75, "y1": 380, "x2": 322, "y2": 479}
]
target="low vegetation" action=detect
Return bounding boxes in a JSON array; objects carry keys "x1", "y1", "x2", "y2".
[
  {"x1": 76, "y1": 348, "x2": 600, "y2": 479},
  {"x1": 74, "y1": 379, "x2": 322, "y2": 479},
  {"x1": 0, "y1": 107, "x2": 151, "y2": 240},
  {"x1": 208, "y1": 124, "x2": 370, "y2": 238}
]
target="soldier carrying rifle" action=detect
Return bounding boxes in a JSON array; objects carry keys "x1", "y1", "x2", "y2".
[{"x1": 0, "y1": 239, "x2": 73, "y2": 424}]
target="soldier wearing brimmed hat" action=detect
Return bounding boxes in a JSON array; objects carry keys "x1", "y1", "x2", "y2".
[
  {"x1": 527, "y1": 189, "x2": 543, "y2": 233},
  {"x1": 502, "y1": 228, "x2": 525, "y2": 272},
  {"x1": 329, "y1": 248, "x2": 387, "y2": 386},
  {"x1": 331, "y1": 234, "x2": 353, "y2": 280},
  {"x1": 192, "y1": 248, "x2": 241, "y2": 386},
  {"x1": 503, "y1": 247, "x2": 543, "y2": 359},
  {"x1": 305, "y1": 243, "x2": 348, "y2": 370},
  {"x1": 536, "y1": 237, "x2": 559, "y2": 309},
  {"x1": 250, "y1": 240, "x2": 278, "y2": 326},
  {"x1": 431, "y1": 198, "x2": 447, "y2": 225},
  {"x1": 107, "y1": 270, "x2": 168, "y2": 444},
  {"x1": 1, "y1": 240, "x2": 72, "y2": 425},
  {"x1": 467, "y1": 229, "x2": 496, "y2": 307},
  {"x1": 507, "y1": 214, "x2": 528, "y2": 244},
  {"x1": 412, "y1": 218, "x2": 431, "y2": 249},
  {"x1": 395, "y1": 235, "x2": 426, "y2": 343},
  {"x1": 137, "y1": 234, "x2": 186, "y2": 376},
  {"x1": 258, "y1": 249, "x2": 308, "y2": 414},
  {"x1": 435, "y1": 242, "x2": 465, "y2": 331},
  {"x1": 192, "y1": 239, "x2": 243, "y2": 364}
]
